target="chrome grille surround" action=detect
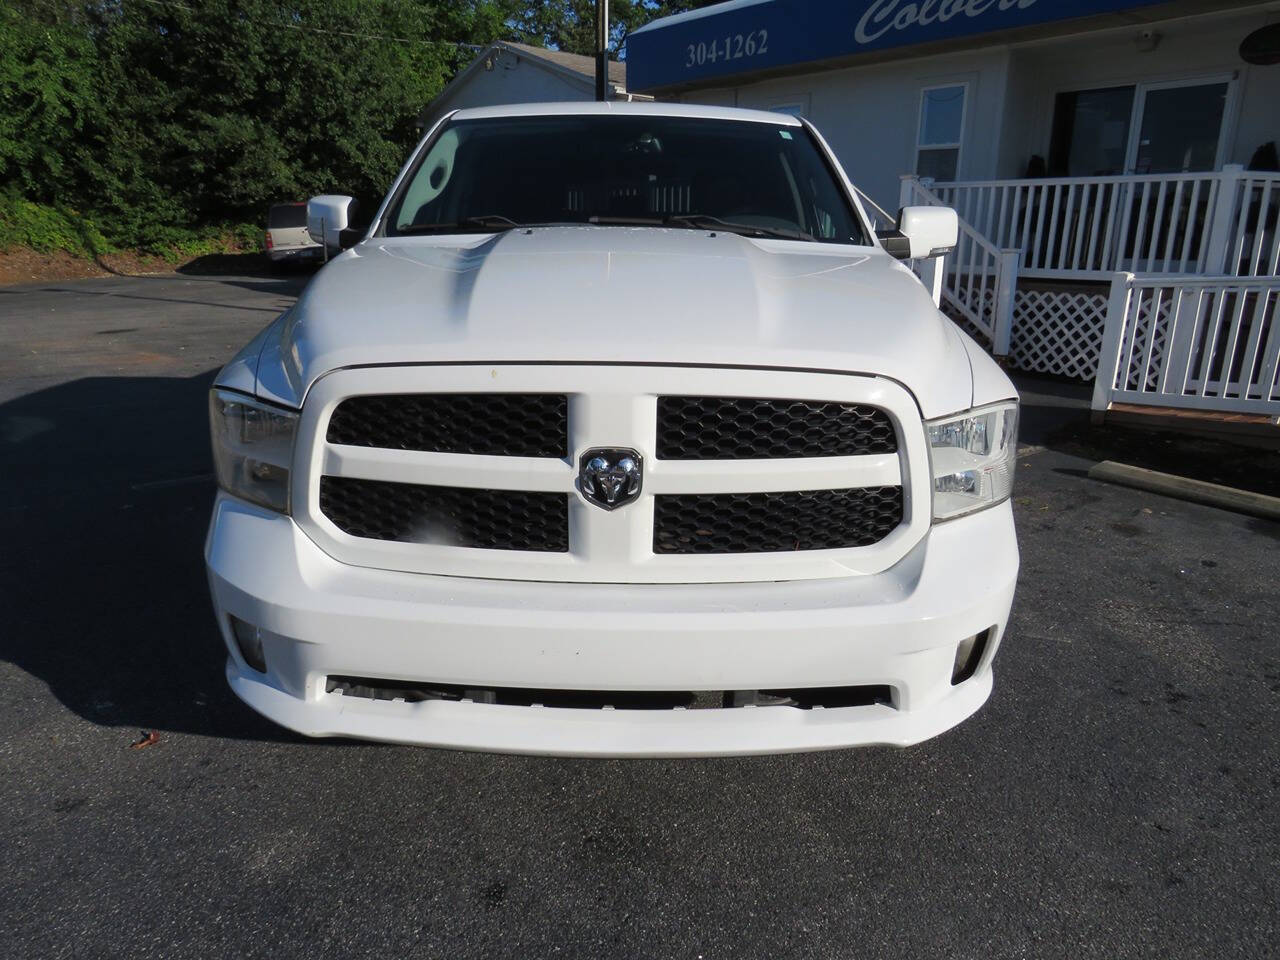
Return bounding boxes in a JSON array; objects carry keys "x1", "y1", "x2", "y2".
[{"x1": 294, "y1": 365, "x2": 930, "y2": 584}]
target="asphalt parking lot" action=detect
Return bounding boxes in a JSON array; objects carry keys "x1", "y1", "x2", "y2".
[{"x1": 2, "y1": 271, "x2": 1277, "y2": 959}]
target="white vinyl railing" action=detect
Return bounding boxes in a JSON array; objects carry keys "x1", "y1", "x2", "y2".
[
  {"x1": 1233, "y1": 173, "x2": 1280, "y2": 277},
  {"x1": 910, "y1": 166, "x2": 1280, "y2": 281},
  {"x1": 1092, "y1": 273, "x2": 1280, "y2": 417},
  {"x1": 901, "y1": 178, "x2": 1018, "y2": 352}
]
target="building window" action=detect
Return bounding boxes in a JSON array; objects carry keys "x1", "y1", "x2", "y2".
[
  {"x1": 916, "y1": 83, "x2": 966, "y2": 182},
  {"x1": 1048, "y1": 78, "x2": 1232, "y2": 176}
]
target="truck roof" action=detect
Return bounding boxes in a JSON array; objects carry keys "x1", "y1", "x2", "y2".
[{"x1": 447, "y1": 100, "x2": 804, "y2": 126}]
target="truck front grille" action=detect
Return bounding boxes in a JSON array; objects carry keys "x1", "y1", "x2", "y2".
[
  {"x1": 657, "y1": 396, "x2": 897, "y2": 459},
  {"x1": 319, "y1": 477, "x2": 569, "y2": 552},
  {"x1": 301, "y1": 367, "x2": 925, "y2": 583},
  {"x1": 653, "y1": 487, "x2": 903, "y2": 554},
  {"x1": 326, "y1": 393, "x2": 567, "y2": 458}
]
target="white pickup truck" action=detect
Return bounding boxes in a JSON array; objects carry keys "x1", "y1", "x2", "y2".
[{"x1": 206, "y1": 102, "x2": 1019, "y2": 756}]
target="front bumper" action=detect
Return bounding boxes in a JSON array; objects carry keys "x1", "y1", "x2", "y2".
[{"x1": 206, "y1": 495, "x2": 1019, "y2": 757}]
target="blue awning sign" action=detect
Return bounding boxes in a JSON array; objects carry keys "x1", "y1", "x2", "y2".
[
  {"x1": 626, "y1": 0, "x2": 1167, "y2": 91},
  {"x1": 858, "y1": 0, "x2": 1038, "y2": 46}
]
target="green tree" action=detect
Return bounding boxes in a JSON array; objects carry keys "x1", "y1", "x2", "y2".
[
  {"x1": 2, "y1": 0, "x2": 511, "y2": 247},
  {"x1": 0, "y1": 0, "x2": 698, "y2": 252},
  {"x1": 0, "y1": 3, "x2": 101, "y2": 201},
  {"x1": 102, "y1": 0, "x2": 505, "y2": 235}
]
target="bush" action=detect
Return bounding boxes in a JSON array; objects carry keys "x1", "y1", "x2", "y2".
[
  {"x1": 140, "y1": 223, "x2": 264, "y2": 263},
  {"x1": 0, "y1": 192, "x2": 111, "y2": 256},
  {"x1": 0, "y1": 191, "x2": 261, "y2": 262}
]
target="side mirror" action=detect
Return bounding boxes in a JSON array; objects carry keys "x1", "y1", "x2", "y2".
[
  {"x1": 877, "y1": 205, "x2": 958, "y2": 260},
  {"x1": 307, "y1": 195, "x2": 361, "y2": 253}
]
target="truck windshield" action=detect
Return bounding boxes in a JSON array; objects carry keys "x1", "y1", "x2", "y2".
[{"x1": 385, "y1": 114, "x2": 869, "y2": 245}]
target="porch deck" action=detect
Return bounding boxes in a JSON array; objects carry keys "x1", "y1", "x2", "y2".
[{"x1": 893, "y1": 167, "x2": 1280, "y2": 431}]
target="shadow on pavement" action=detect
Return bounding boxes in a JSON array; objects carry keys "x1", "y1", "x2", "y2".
[
  {"x1": 0, "y1": 369, "x2": 298, "y2": 742},
  {"x1": 177, "y1": 256, "x2": 316, "y2": 299},
  {"x1": 208, "y1": 272, "x2": 314, "y2": 299},
  {"x1": 1011, "y1": 370, "x2": 1280, "y2": 498},
  {"x1": 1009, "y1": 370, "x2": 1093, "y2": 446},
  {"x1": 176, "y1": 252, "x2": 273, "y2": 276},
  {"x1": 15, "y1": 281, "x2": 300, "y2": 313},
  {"x1": 178, "y1": 252, "x2": 320, "y2": 289}
]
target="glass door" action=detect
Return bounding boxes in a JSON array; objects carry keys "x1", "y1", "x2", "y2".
[
  {"x1": 1048, "y1": 85, "x2": 1135, "y2": 176},
  {"x1": 1128, "y1": 78, "x2": 1231, "y2": 174}
]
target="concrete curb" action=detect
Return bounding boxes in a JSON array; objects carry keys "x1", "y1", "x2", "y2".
[{"x1": 1087, "y1": 461, "x2": 1280, "y2": 522}]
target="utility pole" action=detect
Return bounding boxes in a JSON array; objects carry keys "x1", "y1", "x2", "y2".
[{"x1": 595, "y1": 0, "x2": 609, "y2": 102}]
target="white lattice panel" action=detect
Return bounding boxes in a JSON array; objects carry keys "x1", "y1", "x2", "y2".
[
  {"x1": 1119, "y1": 291, "x2": 1171, "y2": 391},
  {"x1": 1008, "y1": 289, "x2": 1109, "y2": 380}
]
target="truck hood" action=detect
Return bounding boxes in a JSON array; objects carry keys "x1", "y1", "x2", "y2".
[{"x1": 250, "y1": 226, "x2": 976, "y2": 418}]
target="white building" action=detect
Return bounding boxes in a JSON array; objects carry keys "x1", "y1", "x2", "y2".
[{"x1": 418, "y1": 41, "x2": 646, "y2": 131}]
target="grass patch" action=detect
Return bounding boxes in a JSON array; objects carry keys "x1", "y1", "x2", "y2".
[
  {"x1": 132, "y1": 222, "x2": 263, "y2": 262},
  {"x1": 0, "y1": 194, "x2": 262, "y2": 263}
]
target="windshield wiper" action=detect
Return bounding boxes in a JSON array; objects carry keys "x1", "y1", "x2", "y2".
[
  {"x1": 665, "y1": 214, "x2": 815, "y2": 242},
  {"x1": 396, "y1": 215, "x2": 524, "y2": 234}
]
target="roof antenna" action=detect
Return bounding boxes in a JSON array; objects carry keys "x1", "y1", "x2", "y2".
[{"x1": 595, "y1": 0, "x2": 609, "y2": 102}]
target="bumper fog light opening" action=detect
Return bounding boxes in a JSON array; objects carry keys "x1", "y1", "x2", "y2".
[
  {"x1": 951, "y1": 627, "x2": 993, "y2": 686},
  {"x1": 229, "y1": 615, "x2": 267, "y2": 674}
]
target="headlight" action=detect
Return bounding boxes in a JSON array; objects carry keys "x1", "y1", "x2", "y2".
[
  {"x1": 926, "y1": 401, "x2": 1018, "y2": 521},
  {"x1": 209, "y1": 389, "x2": 298, "y2": 513}
]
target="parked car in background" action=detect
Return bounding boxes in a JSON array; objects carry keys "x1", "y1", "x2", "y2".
[
  {"x1": 208, "y1": 103, "x2": 1019, "y2": 757},
  {"x1": 264, "y1": 202, "x2": 321, "y2": 268}
]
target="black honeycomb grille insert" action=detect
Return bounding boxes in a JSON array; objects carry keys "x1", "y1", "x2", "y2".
[
  {"x1": 319, "y1": 477, "x2": 568, "y2": 552},
  {"x1": 657, "y1": 396, "x2": 897, "y2": 460},
  {"x1": 653, "y1": 486, "x2": 903, "y2": 554},
  {"x1": 326, "y1": 393, "x2": 567, "y2": 458}
]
